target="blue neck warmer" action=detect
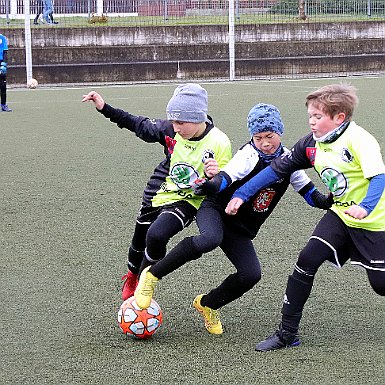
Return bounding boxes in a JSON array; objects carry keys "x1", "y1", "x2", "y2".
[{"x1": 251, "y1": 140, "x2": 284, "y2": 164}]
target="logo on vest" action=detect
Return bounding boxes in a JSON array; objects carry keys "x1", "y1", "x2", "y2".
[
  {"x1": 170, "y1": 162, "x2": 200, "y2": 189},
  {"x1": 320, "y1": 167, "x2": 347, "y2": 197},
  {"x1": 252, "y1": 188, "x2": 276, "y2": 212}
]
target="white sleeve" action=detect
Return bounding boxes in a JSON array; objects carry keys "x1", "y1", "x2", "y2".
[
  {"x1": 279, "y1": 146, "x2": 311, "y2": 192},
  {"x1": 223, "y1": 144, "x2": 259, "y2": 183},
  {"x1": 290, "y1": 170, "x2": 311, "y2": 192}
]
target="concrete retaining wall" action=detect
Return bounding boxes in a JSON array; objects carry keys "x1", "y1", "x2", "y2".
[{"x1": 3, "y1": 21, "x2": 385, "y2": 85}]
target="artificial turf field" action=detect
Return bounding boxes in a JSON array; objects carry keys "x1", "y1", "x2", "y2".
[{"x1": 1, "y1": 77, "x2": 384, "y2": 384}]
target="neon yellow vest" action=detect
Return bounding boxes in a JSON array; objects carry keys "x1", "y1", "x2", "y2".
[
  {"x1": 152, "y1": 126, "x2": 232, "y2": 209},
  {"x1": 314, "y1": 122, "x2": 385, "y2": 231}
]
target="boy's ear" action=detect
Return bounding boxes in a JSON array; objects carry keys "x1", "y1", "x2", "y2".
[{"x1": 335, "y1": 112, "x2": 346, "y2": 124}]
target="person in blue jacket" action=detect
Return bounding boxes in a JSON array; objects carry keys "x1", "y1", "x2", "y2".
[{"x1": 0, "y1": 33, "x2": 11, "y2": 112}]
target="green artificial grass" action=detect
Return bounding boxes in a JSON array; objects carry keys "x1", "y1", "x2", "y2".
[{"x1": 1, "y1": 78, "x2": 384, "y2": 384}]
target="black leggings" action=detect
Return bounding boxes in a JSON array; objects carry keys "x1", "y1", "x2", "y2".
[
  {"x1": 150, "y1": 201, "x2": 262, "y2": 309},
  {"x1": 127, "y1": 201, "x2": 196, "y2": 275},
  {"x1": 0, "y1": 73, "x2": 6, "y2": 105},
  {"x1": 296, "y1": 238, "x2": 385, "y2": 296},
  {"x1": 145, "y1": 211, "x2": 186, "y2": 262},
  {"x1": 127, "y1": 212, "x2": 186, "y2": 275},
  {"x1": 281, "y1": 235, "x2": 385, "y2": 333},
  {"x1": 150, "y1": 199, "x2": 225, "y2": 278},
  {"x1": 202, "y1": 226, "x2": 261, "y2": 309}
]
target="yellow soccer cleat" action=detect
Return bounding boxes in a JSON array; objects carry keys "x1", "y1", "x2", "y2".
[
  {"x1": 134, "y1": 266, "x2": 159, "y2": 309},
  {"x1": 193, "y1": 294, "x2": 223, "y2": 335}
]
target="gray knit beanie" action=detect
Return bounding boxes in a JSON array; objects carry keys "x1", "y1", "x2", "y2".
[
  {"x1": 166, "y1": 83, "x2": 208, "y2": 123},
  {"x1": 247, "y1": 103, "x2": 284, "y2": 137}
]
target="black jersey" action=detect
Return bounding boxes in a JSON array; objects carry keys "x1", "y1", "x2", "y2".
[
  {"x1": 217, "y1": 142, "x2": 311, "y2": 239},
  {"x1": 99, "y1": 104, "x2": 174, "y2": 206}
]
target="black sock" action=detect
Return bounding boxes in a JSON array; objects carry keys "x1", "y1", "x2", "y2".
[
  {"x1": 281, "y1": 272, "x2": 314, "y2": 333},
  {"x1": 127, "y1": 246, "x2": 144, "y2": 275},
  {"x1": 138, "y1": 257, "x2": 152, "y2": 277}
]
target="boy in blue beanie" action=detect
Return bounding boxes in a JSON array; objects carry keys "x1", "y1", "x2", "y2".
[
  {"x1": 82, "y1": 84, "x2": 232, "y2": 302},
  {"x1": 134, "y1": 102, "x2": 332, "y2": 334}
]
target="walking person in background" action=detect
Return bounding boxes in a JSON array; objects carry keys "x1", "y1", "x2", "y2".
[
  {"x1": 33, "y1": 0, "x2": 44, "y2": 24},
  {"x1": 67, "y1": 0, "x2": 75, "y2": 13},
  {"x1": 0, "y1": 33, "x2": 11, "y2": 112},
  {"x1": 225, "y1": 83, "x2": 385, "y2": 351},
  {"x1": 43, "y1": 0, "x2": 53, "y2": 23},
  {"x1": 34, "y1": 0, "x2": 59, "y2": 25}
]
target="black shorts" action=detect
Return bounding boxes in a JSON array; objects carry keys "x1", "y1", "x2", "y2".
[
  {"x1": 311, "y1": 211, "x2": 385, "y2": 271},
  {"x1": 136, "y1": 200, "x2": 196, "y2": 229}
]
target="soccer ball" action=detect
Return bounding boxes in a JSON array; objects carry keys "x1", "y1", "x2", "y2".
[
  {"x1": 27, "y1": 78, "x2": 38, "y2": 89},
  {"x1": 118, "y1": 297, "x2": 163, "y2": 339}
]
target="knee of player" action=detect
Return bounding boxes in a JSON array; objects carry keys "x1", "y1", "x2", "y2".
[
  {"x1": 195, "y1": 232, "x2": 223, "y2": 254},
  {"x1": 239, "y1": 269, "x2": 261, "y2": 289},
  {"x1": 297, "y1": 246, "x2": 319, "y2": 264},
  {"x1": 146, "y1": 227, "x2": 169, "y2": 247}
]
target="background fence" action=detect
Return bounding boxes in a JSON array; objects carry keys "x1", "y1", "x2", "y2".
[
  {"x1": 1, "y1": 1, "x2": 385, "y2": 84},
  {"x1": 1, "y1": 0, "x2": 385, "y2": 26}
]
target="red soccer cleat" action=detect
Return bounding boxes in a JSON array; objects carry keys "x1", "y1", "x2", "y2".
[{"x1": 121, "y1": 271, "x2": 138, "y2": 301}]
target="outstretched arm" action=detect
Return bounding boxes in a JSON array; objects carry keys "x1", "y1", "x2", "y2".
[
  {"x1": 225, "y1": 166, "x2": 281, "y2": 215},
  {"x1": 193, "y1": 171, "x2": 232, "y2": 195},
  {"x1": 82, "y1": 91, "x2": 105, "y2": 110},
  {"x1": 193, "y1": 143, "x2": 261, "y2": 195}
]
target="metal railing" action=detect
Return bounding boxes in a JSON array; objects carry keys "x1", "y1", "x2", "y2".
[{"x1": 1, "y1": 0, "x2": 384, "y2": 25}]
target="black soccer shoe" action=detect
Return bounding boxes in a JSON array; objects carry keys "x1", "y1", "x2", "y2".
[{"x1": 255, "y1": 325, "x2": 300, "y2": 352}]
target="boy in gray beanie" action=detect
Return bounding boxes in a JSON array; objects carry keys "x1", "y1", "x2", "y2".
[
  {"x1": 133, "y1": 101, "x2": 332, "y2": 335},
  {"x1": 166, "y1": 83, "x2": 208, "y2": 123},
  {"x1": 82, "y1": 85, "x2": 232, "y2": 304}
]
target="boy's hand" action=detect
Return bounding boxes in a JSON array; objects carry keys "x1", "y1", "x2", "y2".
[
  {"x1": 0, "y1": 61, "x2": 7, "y2": 75},
  {"x1": 225, "y1": 197, "x2": 244, "y2": 215},
  {"x1": 192, "y1": 178, "x2": 208, "y2": 195},
  {"x1": 204, "y1": 158, "x2": 219, "y2": 178},
  {"x1": 82, "y1": 91, "x2": 105, "y2": 110},
  {"x1": 311, "y1": 190, "x2": 334, "y2": 210},
  {"x1": 192, "y1": 173, "x2": 223, "y2": 196},
  {"x1": 344, "y1": 205, "x2": 368, "y2": 219}
]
